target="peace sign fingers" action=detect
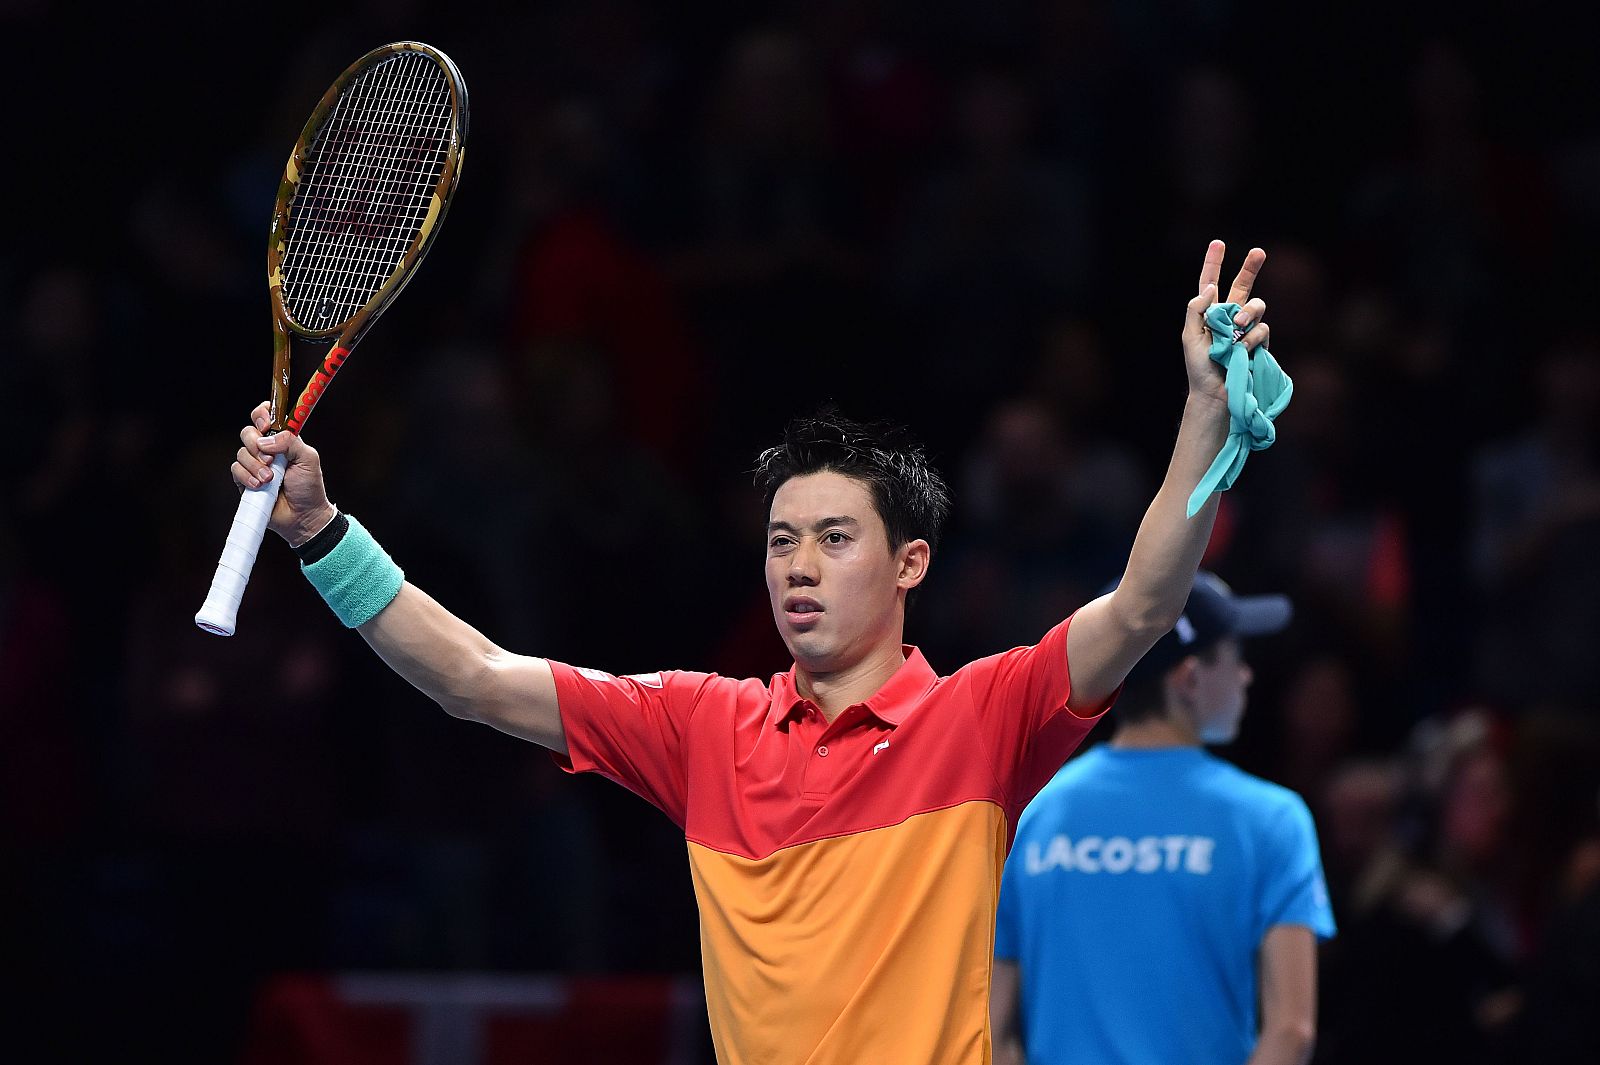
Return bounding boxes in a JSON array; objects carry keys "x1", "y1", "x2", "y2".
[
  {"x1": 1197, "y1": 239, "x2": 1227, "y2": 296},
  {"x1": 1227, "y1": 246, "x2": 1267, "y2": 306},
  {"x1": 1195, "y1": 240, "x2": 1268, "y2": 307}
]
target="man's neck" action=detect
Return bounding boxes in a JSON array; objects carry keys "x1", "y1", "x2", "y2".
[
  {"x1": 1110, "y1": 715, "x2": 1200, "y2": 749},
  {"x1": 795, "y1": 641, "x2": 908, "y2": 722}
]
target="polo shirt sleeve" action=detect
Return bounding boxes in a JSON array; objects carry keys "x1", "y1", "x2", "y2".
[
  {"x1": 954, "y1": 611, "x2": 1112, "y2": 817},
  {"x1": 546, "y1": 662, "x2": 709, "y2": 827},
  {"x1": 1257, "y1": 794, "x2": 1338, "y2": 941}
]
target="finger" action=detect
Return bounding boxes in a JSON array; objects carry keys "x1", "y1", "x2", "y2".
[
  {"x1": 257, "y1": 429, "x2": 294, "y2": 455},
  {"x1": 259, "y1": 429, "x2": 312, "y2": 468},
  {"x1": 1197, "y1": 239, "x2": 1226, "y2": 296},
  {"x1": 1187, "y1": 284, "x2": 1217, "y2": 339},
  {"x1": 240, "y1": 423, "x2": 263, "y2": 456},
  {"x1": 1227, "y1": 247, "x2": 1266, "y2": 306},
  {"x1": 237, "y1": 446, "x2": 274, "y2": 484},
  {"x1": 251, "y1": 401, "x2": 271, "y2": 431},
  {"x1": 232, "y1": 459, "x2": 260, "y2": 490},
  {"x1": 1242, "y1": 321, "x2": 1271, "y2": 352},
  {"x1": 1233, "y1": 297, "x2": 1267, "y2": 331}
]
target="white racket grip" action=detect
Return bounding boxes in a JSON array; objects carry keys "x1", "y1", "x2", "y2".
[{"x1": 195, "y1": 451, "x2": 288, "y2": 636}]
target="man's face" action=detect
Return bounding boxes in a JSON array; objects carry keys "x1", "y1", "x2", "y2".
[
  {"x1": 765, "y1": 471, "x2": 923, "y2": 672},
  {"x1": 1190, "y1": 637, "x2": 1253, "y2": 744}
]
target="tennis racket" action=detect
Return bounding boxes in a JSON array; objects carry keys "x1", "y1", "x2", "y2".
[{"x1": 195, "y1": 41, "x2": 468, "y2": 636}]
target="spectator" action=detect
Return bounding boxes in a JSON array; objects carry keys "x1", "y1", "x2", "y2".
[{"x1": 1470, "y1": 339, "x2": 1600, "y2": 710}]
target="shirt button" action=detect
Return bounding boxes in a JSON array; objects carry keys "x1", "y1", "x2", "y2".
[{"x1": 817, "y1": 745, "x2": 829, "y2": 757}]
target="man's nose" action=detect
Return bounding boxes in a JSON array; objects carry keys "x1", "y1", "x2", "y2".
[{"x1": 787, "y1": 539, "x2": 820, "y2": 585}]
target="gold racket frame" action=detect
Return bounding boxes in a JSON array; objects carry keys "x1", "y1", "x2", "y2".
[{"x1": 264, "y1": 40, "x2": 469, "y2": 434}]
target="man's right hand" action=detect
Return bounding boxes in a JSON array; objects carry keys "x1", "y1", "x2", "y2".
[{"x1": 232, "y1": 400, "x2": 337, "y2": 547}]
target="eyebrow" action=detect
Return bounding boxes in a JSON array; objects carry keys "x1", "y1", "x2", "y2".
[{"x1": 765, "y1": 516, "x2": 861, "y2": 535}]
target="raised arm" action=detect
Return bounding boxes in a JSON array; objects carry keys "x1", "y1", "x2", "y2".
[
  {"x1": 234, "y1": 402, "x2": 567, "y2": 753},
  {"x1": 1065, "y1": 241, "x2": 1272, "y2": 711}
]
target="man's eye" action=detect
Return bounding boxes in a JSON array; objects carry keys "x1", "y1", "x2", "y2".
[{"x1": 824, "y1": 532, "x2": 848, "y2": 544}]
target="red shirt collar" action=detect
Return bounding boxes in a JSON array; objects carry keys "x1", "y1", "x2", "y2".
[{"x1": 769, "y1": 646, "x2": 939, "y2": 729}]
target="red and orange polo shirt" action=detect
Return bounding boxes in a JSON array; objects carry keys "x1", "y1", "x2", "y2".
[{"x1": 550, "y1": 613, "x2": 1106, "y2": 1065}]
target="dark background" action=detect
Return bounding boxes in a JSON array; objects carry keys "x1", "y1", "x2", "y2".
[{"x1": 4, "y1": 0, "x2": 1600, "y2": 1061}]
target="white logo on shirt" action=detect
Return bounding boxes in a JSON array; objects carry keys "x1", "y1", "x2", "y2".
[
  {"x1": 1023, "y1": 834, "x2": 1215, "y2": 875},
  {"x1": 873, "y1": 738, "x2": 890, "y2": 754},
  {"x1": 575, "y1": 668, "x2": 664, "y2": 689}
]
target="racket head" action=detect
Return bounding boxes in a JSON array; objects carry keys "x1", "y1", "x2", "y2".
[{"x1": 265, "y1": 41, "x2": 469, "y2": 430}]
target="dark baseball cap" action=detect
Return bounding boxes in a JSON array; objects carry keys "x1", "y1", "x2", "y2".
[{"x1": 1110, "y1": 570, "x2": 1293, "y2": 683}]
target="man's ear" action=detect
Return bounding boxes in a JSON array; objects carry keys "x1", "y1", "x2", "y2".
[
  {"x1": 897, "y1": 539, "x2": 931, "y2": 590},
  {"x1": 1165, "y1": 656, "x2": 1202, "y2": 705}
]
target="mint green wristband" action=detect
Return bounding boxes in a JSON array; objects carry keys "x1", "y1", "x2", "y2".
[{"x1": 300, "y1": 514, "x2": 404, "y2": 627}]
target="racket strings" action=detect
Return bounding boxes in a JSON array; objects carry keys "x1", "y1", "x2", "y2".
[
  {"x1": 292, "y1": 54, "x2": 450, "y2": 312},
  {"x1": 313, "y1": 57, "x2": 440, "y2": 314},
  {"x1": 289, "y1": 54, "x2": 451, "y2": 322},
  {"x1": 280, "y1": 51, "x2": 455, "y2": 329}
]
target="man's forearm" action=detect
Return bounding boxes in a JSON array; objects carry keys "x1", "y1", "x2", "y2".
[
  {"x1": 238, "y1": 416, "x2": 564, "y2": 749},
  {"x1": 993, "y1": 1036, "x2": 1025, "y2": 1065},
  {"x1": 1244, "y1": 1024, "x2": 1315, "y2": 1065},
  {"x1": 990, "y1": 960, "x2": 1027, "y2": 1065},
  {"x1": 1115, "y1": 391, "x2": 1230, "y2": 630},
  {"x1": 356, "y1": 581, "x2": 566, "y2": 751},
  {"x1": 1249, "y1": 926, "x2": 1319, "y2": 1065},
  {"x1": 357, "y1": 581, "x2": 501, "y2": 717}
]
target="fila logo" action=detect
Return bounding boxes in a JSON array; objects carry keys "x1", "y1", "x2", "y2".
[{"x1": 873, "y1": 739, "x2": 891, "y2": 755}]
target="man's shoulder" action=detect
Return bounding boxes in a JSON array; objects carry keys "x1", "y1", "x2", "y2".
[
  {"x1": 1200, "y1": 756, "x2": 1314, "y2": 824},
  {"x1": 563, "y1": 666, "x2": 773, "y2": 707},
  {"x1": 679, "y1": 670, "x2": 779, "y2": 705},
  {"x1": 942, "y1": 615, "x2": 1077, "y2": 680}
]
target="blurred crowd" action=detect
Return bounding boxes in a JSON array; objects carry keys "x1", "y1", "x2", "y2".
[{"x1": 4, "y1": 1, "x2": 1599, "y2": 1062}]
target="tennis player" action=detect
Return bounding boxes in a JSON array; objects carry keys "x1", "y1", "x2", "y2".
[
  {"x1": 991, "y1": 572, "x2": 1336, "y2": 1065},
  {"x1": 231, "y1": 241, "x2": 1274, "y2": 1064}
]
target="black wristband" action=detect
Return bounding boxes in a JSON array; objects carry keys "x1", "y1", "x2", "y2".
[{"x1": 294, "y1": 510, "x2": 350, "y2": 565}]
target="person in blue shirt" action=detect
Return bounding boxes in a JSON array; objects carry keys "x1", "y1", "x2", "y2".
[{"x1": 993, "y1": 571, "x2": 1336, "y2": 1065}]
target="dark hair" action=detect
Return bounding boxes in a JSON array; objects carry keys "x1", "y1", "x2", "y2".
[
  {"x1": 753, "y1": 407, "x2": 952, "y2": 557},
  {"x1": 1112, "y1": 642, "x2": 1224, "y2": 726}
]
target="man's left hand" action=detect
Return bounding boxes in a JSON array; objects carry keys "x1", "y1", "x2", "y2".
[{"x1": 1183, "y1": 240, "x2": 1270, "y2": 404}]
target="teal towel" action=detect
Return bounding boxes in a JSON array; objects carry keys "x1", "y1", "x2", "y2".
[{"x1": 1185, "y1": 303, "x2": 1293, "y2": 517}]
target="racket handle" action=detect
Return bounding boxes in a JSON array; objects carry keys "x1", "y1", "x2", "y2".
[{"x1": 195, "y1": 452, "x2": 288, "y2": 636}]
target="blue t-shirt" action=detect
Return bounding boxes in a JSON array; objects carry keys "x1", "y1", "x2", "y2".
[{"x1": 996, "y1": 745, "x2": 1336, "y2": 1065}]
